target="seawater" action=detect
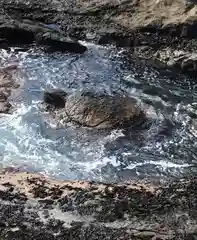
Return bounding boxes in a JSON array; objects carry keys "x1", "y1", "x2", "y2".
[{"x1": 0, "y1": 42, "x2": 196, "y2": 182}]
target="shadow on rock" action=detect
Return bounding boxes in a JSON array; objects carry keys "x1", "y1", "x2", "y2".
[{"x1": 0, "y1": 18, "x2": 87, "y2": 54}]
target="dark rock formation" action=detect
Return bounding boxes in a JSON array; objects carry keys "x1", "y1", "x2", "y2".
[
  {"x1": 1, "y1": 0, "x2": 197, "y2": 74},
  {"x1": 0, "y1": 169, "x2": 196, "y2": 239},
  {"x1": 0, "y1": 17, "x2": 87, "y2": 54},
  {"x1": 43, "y1": 89, "x2": 67, "y2": 108},
  {"x1": 42, "y1": 90, "x2": 147, "y2": 129},
  {"x1": 36, "y1": 32, "x2": 87, "y2": 53},
  {"x1": 152, "y1": 47, "x2": 197, "y2": 76}
]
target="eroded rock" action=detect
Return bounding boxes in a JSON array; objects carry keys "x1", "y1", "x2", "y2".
[
  {"x1": 153, "y1": 48, "x2": 197, "y2": 76},
  {"x1": 36, "y1": 32, "x2": 87, "y2": 53},
  {"x1": 41, "y1": 90, "x2": 147, "y2": 129}
]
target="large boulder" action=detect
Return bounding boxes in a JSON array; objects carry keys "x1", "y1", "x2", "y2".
[{"x1": 41, "y1": 90, "x2": 147, "y2": 129}]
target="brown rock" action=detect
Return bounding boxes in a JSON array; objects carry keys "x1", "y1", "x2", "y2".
[
  {"x1": 0, "y1": 67, "x2": 22, "y2": 114},
  {"x1": 41, "y1": 90, "x2": 147, "y2": 129}
]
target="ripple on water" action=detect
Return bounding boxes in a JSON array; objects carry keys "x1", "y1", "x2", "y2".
[{"x1": 0, "y1": 43, "x2": 196, "y2": 182}]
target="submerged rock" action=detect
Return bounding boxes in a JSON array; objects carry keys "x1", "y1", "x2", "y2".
[
  {"x1": 0, "y1": 170, "x2": 196, "y2": 239},
  {"x1": 41, "y1": 90, "x2": 147, "y2": 129}
]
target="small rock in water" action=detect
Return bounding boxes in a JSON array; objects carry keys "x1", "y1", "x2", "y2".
[
  {"x1": 43, "y1": 89, "x2": 67, "y2": 108},
  {"x1": 0, "y1": 101, "x2": 12, "y2": 113}
]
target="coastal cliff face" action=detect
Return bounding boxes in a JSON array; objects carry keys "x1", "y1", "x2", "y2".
[
  {"x1": 0, "y1": 169, "x2": 197, "y2": 240},
  {"x1": 1, "y1": 0, "x2": 197, "y2": 74}
]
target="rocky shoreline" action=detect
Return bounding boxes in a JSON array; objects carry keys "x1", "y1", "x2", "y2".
[
  {"x1": 0, "y1": 0, "x2": 197, "y2": 239},
  {"x1": 1, "y1": 0, "x2": 197, "y2": 75},
  {"x1": 0, "y1": 169, "x2": 196, "y2": 239}
]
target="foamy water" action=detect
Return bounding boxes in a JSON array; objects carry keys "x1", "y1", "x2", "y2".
[{"x1": 0, "y1": 43, "x2": 196, "y2": 182}]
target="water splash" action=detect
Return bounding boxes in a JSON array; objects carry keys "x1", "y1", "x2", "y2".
[{"x1": 0, "y1": 43, "x2": 195, "y2": 182}]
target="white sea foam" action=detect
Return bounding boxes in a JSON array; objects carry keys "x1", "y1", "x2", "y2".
[{"x1": 0, "y1": 45, "x2": 195, "y2": 181}]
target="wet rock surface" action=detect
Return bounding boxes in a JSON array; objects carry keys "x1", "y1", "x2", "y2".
[
  {"x1": 1, "y1": 0, "x2": 197, "y2": 73},
  {"x1": 0, "y1": 169, "x2": 196, "y2": 239},
  {"x1": 41, "y1": 90, "x2": 147, "y2": 129},
  {"x1": 0, "y1": 66, "x2": 23, "y2": 114},
  {"x1": 154, "y1": 48, "x2": 197, "y2": 76}
]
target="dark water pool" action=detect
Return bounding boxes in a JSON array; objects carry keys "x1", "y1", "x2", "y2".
[{"x1": 0, "y1": 42, "x2": 196, "y2": 182}]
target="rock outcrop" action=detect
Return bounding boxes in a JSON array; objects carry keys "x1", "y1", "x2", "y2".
[
  {"x1": 0, "y1": 169, "x2": 196, "y2": 239},
  {"x1": 41, "y1": 90, "x2": 147, "y2": 129},
  {"x1": 154, "y1": 48, "x2": 197, "y2": 76},
  {"x1": 1, "y1": 0, "x2": 197, "y2": 74},
  {"x1": 0, "y1": 17, "x2": 87, "y2": 54}
]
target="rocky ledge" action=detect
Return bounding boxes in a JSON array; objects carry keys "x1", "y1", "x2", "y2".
[
  {"x1": 0, "y1": 169, "x2": 196, "y2": 239},
  {"x1": 0, "y1": 14, "x2": 87, "y2": 54},
  {"x1": 1, "y1": 0, "x2": 197, "y2": 75}
]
